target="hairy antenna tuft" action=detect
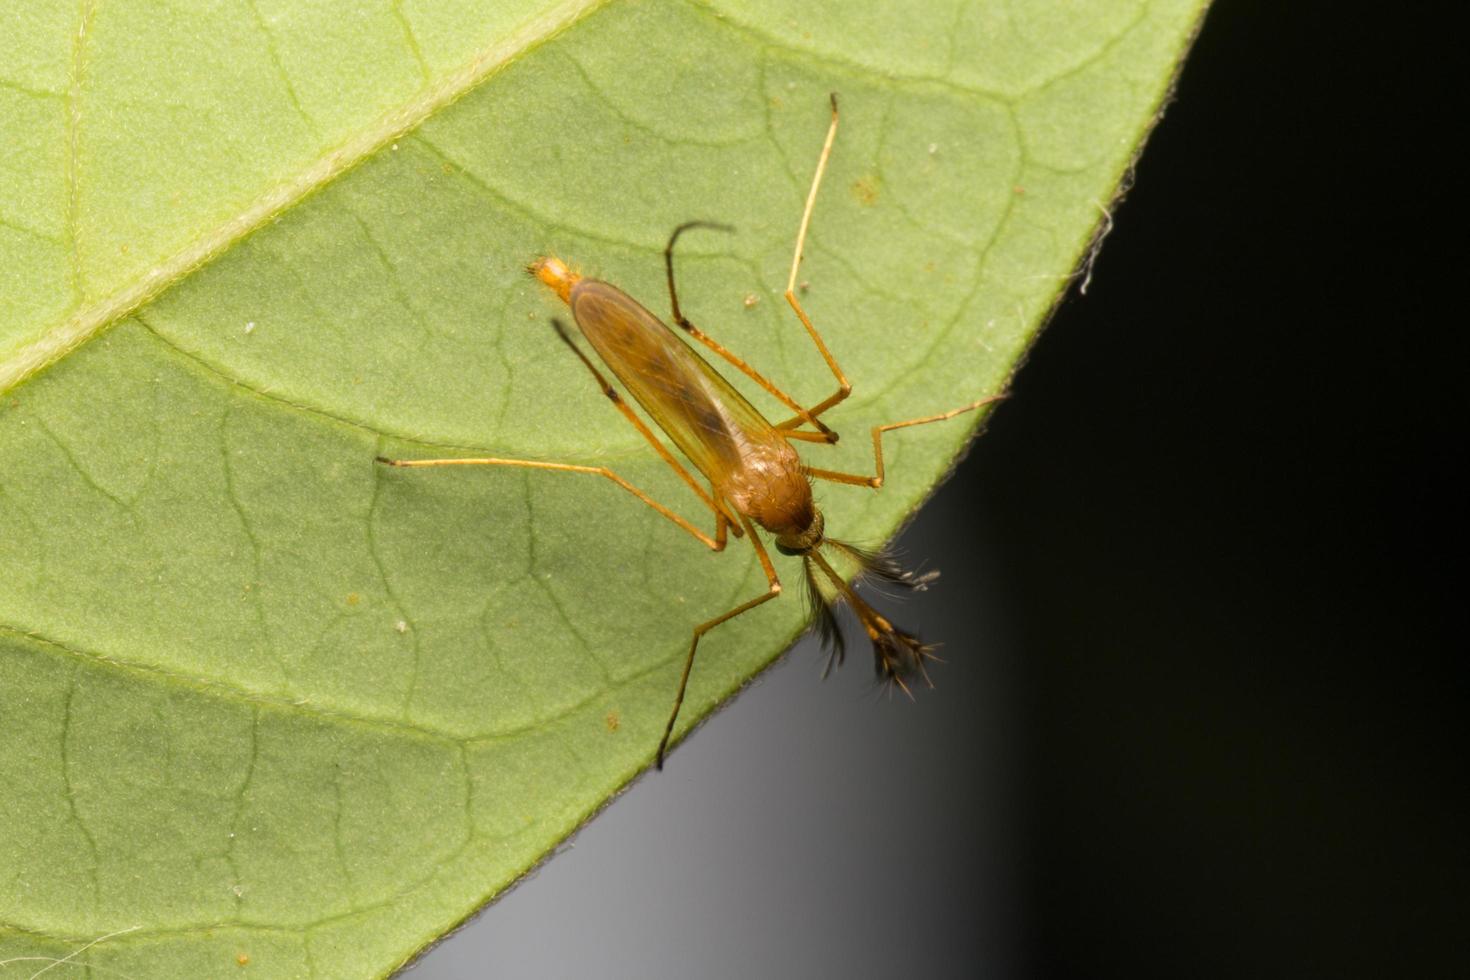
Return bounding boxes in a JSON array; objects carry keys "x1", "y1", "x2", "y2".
[
  {"x1": 802, "y1": 556, "x2": 845, "y2": 677},
  {"x1": 803, "y1": 545, "x2": 943, "y2": 692}
]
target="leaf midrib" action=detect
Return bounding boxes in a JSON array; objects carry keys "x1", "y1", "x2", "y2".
[{"x1": 0, "y1": 0, "x2": 609, "y2": 398}]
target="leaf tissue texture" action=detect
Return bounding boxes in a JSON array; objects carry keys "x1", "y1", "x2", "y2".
[{"x1": 0, "y1": 0, "x2": 1208, "y2": 975}]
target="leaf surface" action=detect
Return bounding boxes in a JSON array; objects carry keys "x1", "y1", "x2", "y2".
[{"x1": 0, "y1": 1, "x2": 1207, "y2": 975}]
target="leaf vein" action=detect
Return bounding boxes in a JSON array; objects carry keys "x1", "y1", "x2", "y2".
[
  {"x1": 243, "y1": 0, "x2": 322, "y2": 140},
  {"x1": 391, "y1": 0, "x2": 433, "y2": 84},
  {"x1": 224, "y1": 707, "x2": 260, "y2": 914},
  {"x1": 218, "y1": 398, "x2": 290, "y2": 688},
  {"x1": 364, "y1": 436, "x2": 423, "y2": 722},
  {"x1": 0, "y1": 215, "x2": 66, "y2": 248},
  {"x1": 0, "y1": 0, "x2": 610, "y2": 397},
  {"x1": 133, "y1": 313, "x2": 500, "y2": 456},
  {"x1": 59, "y1": 663, "x2": 102, "y2": 906},
  {"x1": 63, "y1": 0, "x2": 95, "y2": 307}
]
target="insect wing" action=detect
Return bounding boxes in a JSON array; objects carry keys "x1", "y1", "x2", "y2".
[{"x1": 569, "y1": 281, "x2": 781, "y2": 489}]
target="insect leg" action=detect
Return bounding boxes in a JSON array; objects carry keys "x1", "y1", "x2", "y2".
[
  {"x1": 776, "y1": 93, "x2": 852, "y2": 432},
  {"x1": 805, "y1": 394, "x2": 1007, "y2": 488},
  {"x1": 377, "y1": 454, "x2": 730, "y2": 551},
  {"x1": 656, "y1": 514, "x2": 781, "y2": 768},
  {"x1": 664, "y1": 222, "x2": 838, "y2": 443},
  {"x1": 377, "y1": 315, "x2": 746, "y2": 546}
]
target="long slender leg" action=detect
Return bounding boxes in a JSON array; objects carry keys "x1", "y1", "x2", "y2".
[
  {"x1": 656, "y1": 514, "x2": 781, "y2": 769},
  {"x1": 805, "y1": 395, "x2": 1007, "y2": 488},
  {"x1": 378, "y1": 454, "x2": 730, "y2": 551},
  {"x1": 776, "y1": 93, "x2": 852, "y2": 431},
  {"x1": 664, "y1": 222, "x2": 838, "y2": 443},
  {"x1": 377, "y1": 315, "x2": 742, "y2": 546},
  {"x1": 781, "y1": 428, "x2": 837, "y2": 443}
]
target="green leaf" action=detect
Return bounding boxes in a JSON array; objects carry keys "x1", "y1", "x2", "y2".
[{"x1": 0, "y1": 0, "x2": 1208, "y2": 975}]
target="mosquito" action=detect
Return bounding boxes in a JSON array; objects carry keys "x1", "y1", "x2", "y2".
[{"x1": 377, "y1": 95, "x2": 1003, "y2": 768}]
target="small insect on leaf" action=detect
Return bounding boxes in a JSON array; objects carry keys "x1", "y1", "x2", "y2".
[{"x1": 377, "y1": 94, "x2": 1004, "y2": 769}]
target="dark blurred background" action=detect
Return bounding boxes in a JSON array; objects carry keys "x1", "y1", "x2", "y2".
[{"x1": 413, "y1": 3, "x2": 1463, "y2": 977}]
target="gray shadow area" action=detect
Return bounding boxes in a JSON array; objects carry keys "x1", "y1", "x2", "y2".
[{"x1": 406, "y1": 458, "x2": 1024, "y2": 979}]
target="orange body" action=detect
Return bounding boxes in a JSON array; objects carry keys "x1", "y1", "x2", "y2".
[{"x1": 532, "y1": 258, "x2": 819, "y2": 549}]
